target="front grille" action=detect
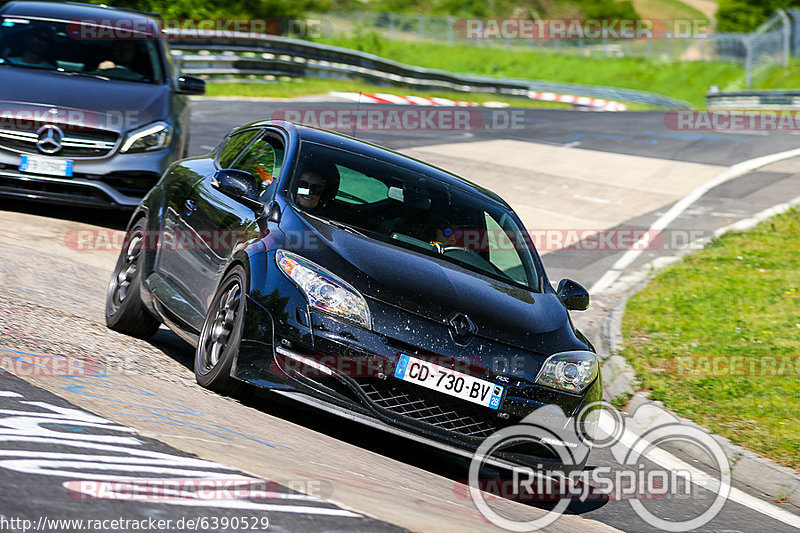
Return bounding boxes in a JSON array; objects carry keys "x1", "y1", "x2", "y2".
[
  {"x1": 0, "y1": 175, "x2": 113, "y2": 205},
  {"x1": 357, "y1": 379, "x2": 500, "y2": 439},
  {"x1": 100, "y1": 171, "x2": 160, "y2": 196},
  {"x1": 0, "y1": 126, "x2": 118, "y2": 158}
]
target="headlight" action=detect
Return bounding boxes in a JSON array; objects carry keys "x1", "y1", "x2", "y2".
[
  {"x1": 535, "y1": 351, "x2": 598, "y2": 394},
  {"x1": 121, "y1": 121, "x2": 171, "y2": 153},
  {"x1": 276, "y1": 249, "x2": 371, "y2": 329}
]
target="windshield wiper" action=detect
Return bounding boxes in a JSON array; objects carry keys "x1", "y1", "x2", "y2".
[
  {"x1": 325, "y1": 219, "x2": 369, "y2": 238},
  {"x1": 57, "y1": 70, "x2": 110, "y2": 81},
  {"x1": 305, "y1": 213, "x2": 369, "y2": 237}
]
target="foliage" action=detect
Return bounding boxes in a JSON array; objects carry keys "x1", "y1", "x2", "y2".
[
  {"x1": 82, "y1": 0, "x2": 317, "y2": 20},
  {"x1": 327, "y1": 0, "x2": 639, "y2": 18},
  {"x1": 317, "y1": 37, "x2": 744, "y2": 106},
  {"x1": 716, "y1": 0, "x2": 800, "y2": 32}
]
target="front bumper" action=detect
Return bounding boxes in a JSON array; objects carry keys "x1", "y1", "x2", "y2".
[
  {"x1": 234, "y1": 284, "x2": 602, "y2": 468},
  {"x1": 0, "y1": 148, "x2": 173, "y2": 208}
]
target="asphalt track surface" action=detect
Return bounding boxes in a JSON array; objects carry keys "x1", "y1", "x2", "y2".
[
  {"x1": 0, "y1": 375, "x2": 406, "y2": 533},
  {"x1": 1, "y1": 99, "x2": 799, "y2": 532}
]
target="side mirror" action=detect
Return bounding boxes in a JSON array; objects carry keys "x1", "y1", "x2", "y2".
[
  {"x1": 212, "y1": 169, "x2": 263, "y2": 212},
  {"x1": 176, "y1": 75, "x2": 205, "y2": 95},
  {"x1": 556, "y1": 279, "x2": 590, "y2": 311}
]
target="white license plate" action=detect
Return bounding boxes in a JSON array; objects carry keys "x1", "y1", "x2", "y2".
[
  {"x1": 19, "y1": 155, "x2": 73, "y2": 177},
  {"x1": 394, "y1": 354, "x2": 504, "y2": 410}
]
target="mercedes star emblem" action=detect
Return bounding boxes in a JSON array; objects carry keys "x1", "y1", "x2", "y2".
[{"x1": 35, "y1": 124, "x2": 64, "y2": 154}]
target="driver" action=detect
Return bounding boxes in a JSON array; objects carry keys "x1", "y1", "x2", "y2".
[
  {"x1": 293, "y1": 162, "x2": 340, "y2": 213},
  {"x1": 97, "y1": 40, "x2": 143, "y2": 79},
  {"x1": 7, "y1": 27, "x2": 54, "y2": 68}
]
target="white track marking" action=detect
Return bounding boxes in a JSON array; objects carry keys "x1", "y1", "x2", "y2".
[
  {"x1": 591, "y1": 147, "x2": 800, "y2": 294},
  {"x1": 599, "y1": 413, "x2": 800, "y2": 529}
]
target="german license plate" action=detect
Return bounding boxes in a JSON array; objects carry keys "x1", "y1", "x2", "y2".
[
  {"x1": 394, "y1": 354, "x2": 504, "y2": 410},
  {"x1": 19, "y1": 155, "x2": 73, "y2": 177}
]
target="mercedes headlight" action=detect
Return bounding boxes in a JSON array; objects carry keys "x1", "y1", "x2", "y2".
[
  {"x1": 121, "y1": 121, "x2": 171, "y2": 153},
  {"x1": 535, "y1": 351, "x2": 598, "y2": 394},
  {"x1": 276, "y1": 249, "x2": 371, "y2": 329}
]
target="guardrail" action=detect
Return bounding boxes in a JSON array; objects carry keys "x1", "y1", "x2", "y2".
[
  {"x1": 706, "y1": 89, "x2": 800, "y2": 109},
  {"x1": 165, "y1": 29, "x2": 691, "y2": 109}
]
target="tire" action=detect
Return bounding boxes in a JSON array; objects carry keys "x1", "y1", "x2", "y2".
[
  {"x1": 105, "y1": 219, "x2": 160, "y2": 339},
  {"x1": 194, "y1": 265, "x2": 248, "y2": 396}
]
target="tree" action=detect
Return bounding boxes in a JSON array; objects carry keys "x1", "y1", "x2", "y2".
[
  {"x1": 716, "y1": 0, "x2": 800, "y2": 32},
  {"x1": 85, "y1": 0, "x2": 317, "y2": 20}
]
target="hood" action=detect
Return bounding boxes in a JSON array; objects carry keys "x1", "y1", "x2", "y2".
[
  {"x1": 0, "y1": 67, "x2": 169, "y2": 132},
  {"x1": 292, "y1": 214, "x2": 576, "y2": 352}
]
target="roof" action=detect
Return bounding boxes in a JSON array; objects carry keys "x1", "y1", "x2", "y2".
[
  {"x1": 244, "y1": 120, "x2": 510, "y2": 208},
  {"x1": 1, "y1": 2, "x2": 159, "y2": 24}
]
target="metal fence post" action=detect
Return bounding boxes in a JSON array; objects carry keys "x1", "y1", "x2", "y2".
[
  {"x1": 778, "y1": 9, "x2": 791, "y2": 66},
  {"x1": 744, "y1": 36, "x2": 753, "y2": 88},
  {"x1": 447, "y1": 16, "x2": 454, "y2": 44},
  {"x1": 790, "y1": 10, "x2": 800, "y2": 56}
]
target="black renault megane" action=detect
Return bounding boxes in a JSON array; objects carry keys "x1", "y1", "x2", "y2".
[{"x1": 106, "y1": 120, "x2": 601, "y2": 468}]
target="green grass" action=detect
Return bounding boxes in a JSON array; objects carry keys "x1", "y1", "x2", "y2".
[
  {"x1": 632, "y1": 0, "x2": 708, "y2": 21},
  {"x1": 754, "y1": 58, "x2": 800, "y2": 90},
  {"x1": 202, "y1": 28, "x2": 800, "y2": 108},
  {"x1": 317, "y1": 37, "x2": 744, "y2": 107},
  {"x1": 622, "y1": 208, "x2": 800, "y2": 469},
  {"x1": 202, "y1": 78, "x2": 576, "y2": 108}
]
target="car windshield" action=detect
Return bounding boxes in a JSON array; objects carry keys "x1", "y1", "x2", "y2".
[
  {"x1": 0, "y1": 17, "x2": 163, "y2": 84},
  {"x1": 289, "y1": 141, "x2": 541, "y2": 291}
]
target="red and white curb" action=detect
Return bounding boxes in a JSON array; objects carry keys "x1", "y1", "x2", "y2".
[
  {"x1": 527, "y1": 90, "x2": 627, "y2": 111},
  {"x1": 329, "y1": 92, "x2": 507, "y2": 107},
  {"x1": 330, "y1": 91, "x2": 627, "y2": 111}
]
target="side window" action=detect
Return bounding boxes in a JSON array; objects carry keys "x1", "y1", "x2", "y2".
[
  {"x1": 217, "y1": 130, "x2": 260, "y2": 169},
  {"x1": 231, "y1": 134, "x2": 285, "y2": 201},
  {"x1": 484, "y1": 212, "x2": 527, "y2": 285},
  {"x1": 334, "y1": 166, "x2": 389, "y2": 205}
]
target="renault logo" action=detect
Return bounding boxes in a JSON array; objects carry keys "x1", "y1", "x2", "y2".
[
  {"x1": 35, "y1": 124, "x2": 64, "y2": 154},
  {"x1": 447, "y1": 312, "x2": 477, "y2": 343}
]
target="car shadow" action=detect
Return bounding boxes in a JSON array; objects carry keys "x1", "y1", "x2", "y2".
[
  {"x1": 248, "y1": 389, "x2": 609, "y2": 515},
  {"x1": 0, "y1": 200, "x2": 130, "y2": 229},
  {"x1": 148, "y1": 327, "x2": 195, "y2": 368}
]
